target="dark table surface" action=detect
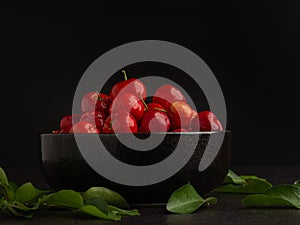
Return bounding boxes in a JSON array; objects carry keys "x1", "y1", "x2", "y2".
[{"x1": 1, "y1": 166, "x2": 300, "y2": 225}]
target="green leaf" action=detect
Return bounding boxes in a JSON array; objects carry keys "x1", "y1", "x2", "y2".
[
  {"x1": 264, "y1": 185, "x2": 300, "y2": 208},
  {"x1": 82, "y1": 187, "x2": 129, "y2": 209},
  {"x1": 15, "y1": 182, "x2": 48, "y2": 204},
  {"x1": 223, "y1": 170, "x2": 245, "y2": 185},
  {"x1": 0, "y1": 200, "x2": 39, "y2": 219},
  {"x1": 0, "y1": 167, "x2": 13, "y2": 200},
  {"x1": 294, "y1": 180, "x2": 300, "y2": 187},
  {"x1": 6, "y1": 200, "x2": 40, "y2": 211},
  {"x1": 78, "y1": 197, "x2": 132, "y2": 220},
  {"x1": 240, "y1": 175, "x2": 262, "y2": 181},
  {"x1": 242, "y1": 194, "x2": 298, "y2": 208},
  {"x1": 108, "y1": 205, "x2": 140, "y2": 216},
  {"x1": 0, "y1": 181, "x2": 14, "y2": 200},
  {"x1": 39, "y1": 193, "x2": 53, "y2": 205},
  {"x1": 46, "y1": 190, "x2": 84, "y2": 209},
  {"x1": 3, "y1": 205, "x2": 34, "y2": 219},
  {"x1": 166, "y1": 183, "x2": 217, "y2": 214},
  {"x1": 77, "y1": 205, "x2": 121, "y2": 221},
  {"x1": 212, "y1": 177, "x2": 272, "y2": 194},
  {"x1": 242, "y1": 185, "x2": 300, "y2": 209},
  {"x1": 0, "y1": 167, "x2": 8, "y2": 185},
  {"x1": 202, "y1": 197, "x2": 218, "y2": 205},
  {"x1": 8, "y1": 181, "x2": 19, "y2": 191},
  {"x1": 85, "y1": 197, "x2": 108, "y2": 214}
]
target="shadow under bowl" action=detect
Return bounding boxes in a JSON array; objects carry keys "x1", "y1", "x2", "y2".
[{"x1": 40, "y1": 131, "x2": 231, "y2": 204}]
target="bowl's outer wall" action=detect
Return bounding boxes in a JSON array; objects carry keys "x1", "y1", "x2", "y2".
[{"x1": 40, "y1": 132, "x2": 231, "y2": 203}]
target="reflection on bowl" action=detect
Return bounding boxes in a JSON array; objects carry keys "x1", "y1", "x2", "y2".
[{"x1": 40, "y1": 131, "x2": 231, "y2": 204}]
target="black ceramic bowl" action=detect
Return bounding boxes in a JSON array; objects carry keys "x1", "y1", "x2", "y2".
[{"x1": 40, "y1": 131, "x2": 231, "y2": 204}]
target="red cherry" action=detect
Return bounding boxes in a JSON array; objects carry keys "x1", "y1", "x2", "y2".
[
  {"x1": 81, "y1": 92, "x2": 111, "y2": 114},
  {"x1": 52, "y1": 126, "x2": 72, "y2": 134},
  {"x1": 110, "y1": 71, "x2": 146, "y2": 100},
  {"x1": 80, "y1": 111, "x2": 107, "y2": 131},
  {"x1": 102, "y1": 112, "x2": 138, "y2": 133},
  {"x1": 168, "y1": 102, "x2": 193, "y2": 130},
  {"x1": 109, "y1": 93, "x2": 145, "y2": 123},
  {"x1": 69, "y1": 121, "x2": 100, "y2": 133},
  {"x1": 146, "y1": 103, "x2": 166, "y2": 112},
  {"x1": 52, "y1": 129, "x2": 60, "y2": 134},
  {"x1": 189, "y1": 109, "x2": 198, "y2": 130},
  {"x1": 172, "y1": 128, "x2": 189, "y2": 132},
  {"x1": 139, "y1": 109, "x2": 170, "y2": 133},
  {"x1": 152, "y1": 84, "x2": 186, "y2": 110},
  {"x1": 60, "y1": 115, "x2": 72, "y2": 128},
  {"x1": 190, "y1": 111, "x2": 223, "y2": 131},
  {"x1": 59, "y1": 126, "x2": 72, "y2": 133},
  {"x1": 60, "y1": 114, "x2": 81, "y2": 129},
  {"x1": 191, "y1": 109, "x2": 198, "y2": 120}
]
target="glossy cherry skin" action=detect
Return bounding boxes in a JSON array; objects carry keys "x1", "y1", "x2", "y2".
[
  {"x1": 191, "y1": 109, "x2": 198, "y2": 120},
  {"x1": 60, "y1": 126, "x2": 72, "y2": 133},
  {"x1": 146, "y1": 103, "x2": 166, "y2": 112},
  {"x1": 139, "y1": 109, "x2": 170, "y2": 133},
  {"x1": 190, "y1": 111, "x2": 223, "y2": 131},
  {"x1": 60, "y1": 114, "x2": 81, "y2": 129},
  {"x1": 69, "y1": 121, "x2": 100, "y2": 133},
  {"x1": 168, "y1": 101, "x2": 193, "y2": 130},
  {"x1": 52, "y1": 129, "x2": 60, "y2": 134},
  {"x1": 102, "y1": 112, "x2": 138, "y2": 133},
  {"x1": 80, "y1": 111, "x2": 107, "y2": 131},
  {"x1": 81, "y1": 92, "x2": 111, "y2": 114},
  {"x1": 110, "y1": 78, "x2": 146, "y2": 100},
  {"x1": 52, "y1": 126, "x2": 72, "y2": 134},
  {"x1": 152, "y1": 84, "x2": 186, "y2": 110},
  {"x1": 109, "y1": 93, "x2": 144, "y2": 122}
]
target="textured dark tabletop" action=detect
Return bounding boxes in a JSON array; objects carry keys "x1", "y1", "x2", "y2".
[{"x1": 1, "y1": 166, "x2": 300, "y2": 225}]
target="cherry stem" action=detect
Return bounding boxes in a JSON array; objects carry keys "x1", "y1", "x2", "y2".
[
  {"x1": 95, "y1": 91, "x2": 103, "y2": 101},
  {"x1": 109, "y1": 121, "x2": 113, "y2": 130},
  {"x1": 122, "y1": 70, "x2": 128, "y2": 81},
  {"x1": 140, "y1": 95, "x2": 148, "y2": 110},
  {"x1": 153, "y1": 107, "x2": 167, "y2": 113}
]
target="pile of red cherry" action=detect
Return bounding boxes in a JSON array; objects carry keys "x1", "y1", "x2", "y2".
[{"x1": 53, "y1": 71, "x2": 223, "y2": 134}]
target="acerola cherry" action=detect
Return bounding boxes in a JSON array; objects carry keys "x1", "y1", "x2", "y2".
[
  {"x1": 81, "y1": 92, "x2": 111, "y2": 114},
  {"x1": 69, "y1": 121, "x2": 100, "y2": 133},
  {"x1": 190, "y1": 111, "x2": 223, "y2": 131},
  {"x1": 102, "y1": 112, "x2": 138, "y2": 133},
  {"x1": 110, "y1": 70, "x2": 146, "y2": 100},
  {"x1": 168, "y1": 101, "x2": 193, "y2": 130},
  {"x1": 60, "y1": 114, "x2": 81, "y2": 129},
  {"x1": 109, "y1": 93, "x2": 144, "y2": 123},
  {"x1": 152, "y1": 84, "x2": 186, "y2": 110},
  {"x1": 80, "y1": 111, "x2": 107, "y2": 131},
  {"x1": 139, "y1": 109, "x2": 170, "y2": 133}
]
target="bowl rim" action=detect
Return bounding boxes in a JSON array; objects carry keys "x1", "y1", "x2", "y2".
[{"x1": 40, "y1": 130, "x2": 231, "y2": 137}]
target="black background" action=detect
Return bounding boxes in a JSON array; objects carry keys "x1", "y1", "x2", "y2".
[{"x1": 0, "y1": 3, "x2": 299, "y2": 184}]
